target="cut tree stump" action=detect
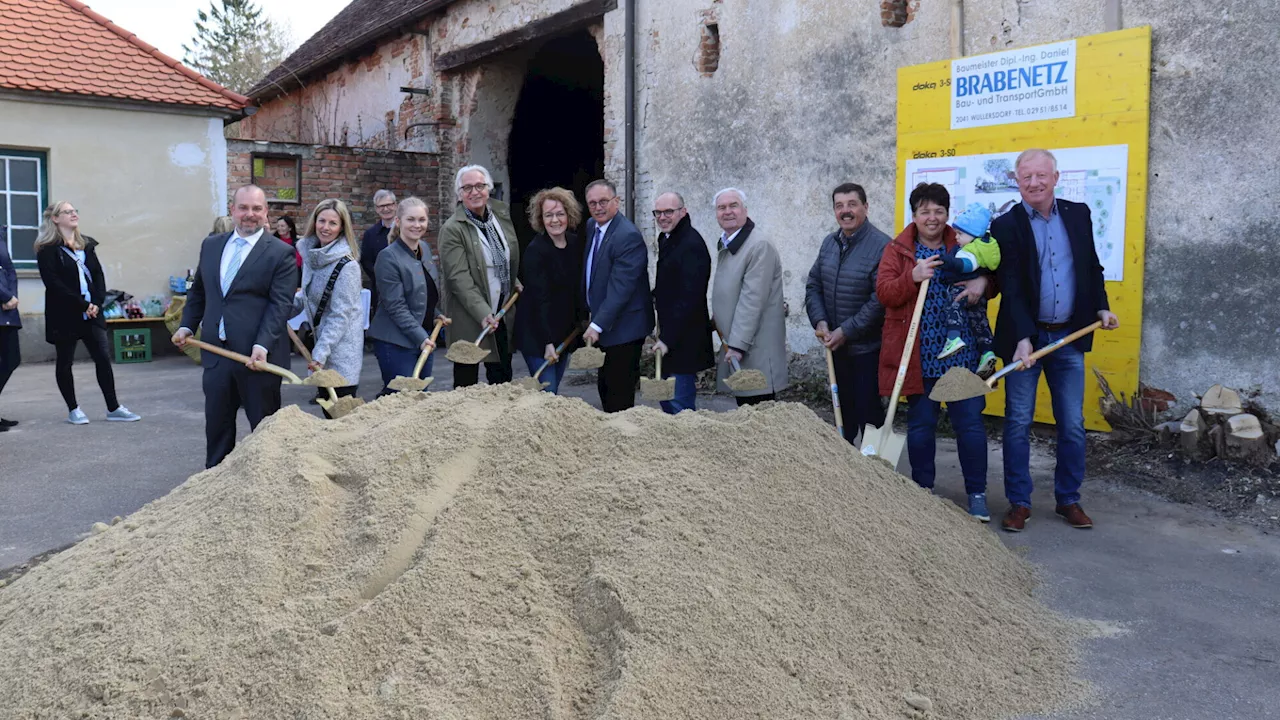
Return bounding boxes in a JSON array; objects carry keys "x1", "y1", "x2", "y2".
[
  {"x1": 1225, "y1": 414, "x2": 1274, "y2": 465},
  {"x1": 1156, "y1": 420, "x2": 1182, "y2": 447},
  {"x1": 1200, "y1": 384, "x2": 1244, "y2": 418},
  {"x1": 1180, "y1": 409, "x2": 1210, "y2": 459}
]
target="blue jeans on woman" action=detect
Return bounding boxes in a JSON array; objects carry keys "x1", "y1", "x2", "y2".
[
  {"x1": 906, "y1": 378, "x2": 988, "y2": 494},
  {"x1": 374, "y1": 339, "x2": 434, "y2": 396},
  {"x1": 1002, "y1": 327, "x2": 1087, "y2": 508},
  {"x1": 659, "y1": 372, "x2": 698, "y2": 414},
  {"x1": 521, "y1": 350, "x2": 572, "y2": 394}
]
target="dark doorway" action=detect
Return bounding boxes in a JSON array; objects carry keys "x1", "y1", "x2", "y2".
[{"x1": 507, "y1": 29, "x2": 605, "y2": 249}]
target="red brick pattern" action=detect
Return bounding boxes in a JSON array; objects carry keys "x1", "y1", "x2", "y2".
[
  {"x1": 0, "y1": 0, "x2": 248, "y2": 111},
  {"x1": 881, "y1": 0, "x2": 916, "y2": 27},
  {"x1": 227, "y1": 141, "x2": 443, "y2": 250}
]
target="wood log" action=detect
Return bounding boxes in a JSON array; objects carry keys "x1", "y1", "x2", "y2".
[
  {"x1": 1156, "y1": 420, "x2": 1182, "y2": 447},
  {"x1": 1179, "y1": 409, "x2": 1210, "y2": 459},
  {"x1": 1225, "y1": 414, "x2": 1275, "y2": 465},
  {"x1": 1200, "y1": 384, "x2": 1244, "y2": 418},
  {"x1": 1208, "y1": 424, "x2": 1226, "y2": 460}
]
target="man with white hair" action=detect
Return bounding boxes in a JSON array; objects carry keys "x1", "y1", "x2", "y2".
[
  {"x1": 439, "y1": 165, "x2": 520, "y2": 388},
  {"x1": 360, "y1": 188, "x2": 397, "y2": 320},
  {"x1": 709, "y1": 188, "x2": 788, "y2": 405},
  {"x1": 993, "y1": 148, "x2": 1119, "y2": 532}
]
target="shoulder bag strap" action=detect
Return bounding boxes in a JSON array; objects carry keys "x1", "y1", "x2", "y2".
[{"x1": 312, "y1": 257, "x2": 351, "y2": 328}]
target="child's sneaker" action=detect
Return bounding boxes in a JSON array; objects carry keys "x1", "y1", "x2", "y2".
[
  {"x1": 938, "y1": 336, "x2": 967, "y2": 359},
  {"x1": 977, "y1": 351, "x2": 997, "y2": 379}
]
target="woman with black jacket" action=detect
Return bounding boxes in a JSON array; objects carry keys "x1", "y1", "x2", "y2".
[
  {"x1": 35, "y1": 202, "x2": 140, "y2": 424},
  {"x1": 515, "y1": 187, "x2": 587, "y2": 394}
]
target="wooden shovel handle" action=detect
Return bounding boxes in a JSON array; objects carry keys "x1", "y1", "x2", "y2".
[
  {"x1": 881, "y1": 278, "x2": 930, "y2": 432},
  {"x1": 184, "y1": 338, "x2": 301, "y2": 383},
  {"x1": 472, "y1": 291, "x2": 521, "y2": 345},
  {"x1": 411, "y1": 317, "x2": 449, "y2": 379},
  {"x1": 988, "y1": 320, "x2": 1104, "y2": 385},
  {"x1": 534, "y1": 326, "x2": 582, "y2": 380},
  {"x1": 286, "y1": 326, "x2": 314, "y2": 364},
  {"x1": 824, "y1": 346, "x2": 844, "y2": 436}
]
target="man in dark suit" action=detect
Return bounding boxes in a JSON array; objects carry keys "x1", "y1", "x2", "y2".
[
  {"x1": 993, "y1": 149, "x2": 1119, "y2": 532},
  {"x1": 582, "y1": 179, "x2": 654, "y2": 413},
  {"x1": 650, "y1": 191, "x2": 713, "y2": 414},
  {"x1": 173, "y1": 185, "x2": 298, "y2": 468}
]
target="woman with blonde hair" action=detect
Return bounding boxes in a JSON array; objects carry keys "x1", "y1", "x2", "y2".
[
  {"x1": 515, "y1": 187, "x2": 586, "y2": 393},
  {"x1": 35, "y1": 201, "x2": 140, "y2": 424},
  {"x1": 295, "y1": 199, "x2": 364, "y2": 417},
  {"x1": 368, "y1": 196, "x2": 447, "y2": 395},
  {"x1": 211, "y1": 216, "x2": 235, "y2": 234}
]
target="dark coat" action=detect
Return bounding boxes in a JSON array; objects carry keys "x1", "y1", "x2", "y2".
[
  {"x1": 515, "y1": 232, "x2": 586, "y2": 357},
  {"x1": 583, "y1": 212, "x2": 654, "y2": 347},
  {"x1": 179, "y1": 231, "x2": 297, "y2": 367},
  {"x1": 0, "y1": 237, "x2": 20, "y2": 329},
  {"x1": 360, "y1": 222, "x2": 392, "y2": 287},
  {"x1": 804, "y1": 220, "x2": 891, "y2": 357},
  {"x1": 653, "y1": 214, "x2": 714, "y2": 374},
  {"x1": 37, "y1": 237, "x2": 106, "y2": 343},
  {"x1": 992, "y1": 200, "x2": 1109, "y2": 361}
]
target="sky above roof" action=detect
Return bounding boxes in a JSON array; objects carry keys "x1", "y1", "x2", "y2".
[{"x1": 80, "y1": 0, "x2": 348, "y2": 63}]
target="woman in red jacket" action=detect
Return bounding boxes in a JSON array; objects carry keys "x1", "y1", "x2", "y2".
[{"x1": 876, "y1": 183, "x2": 990, "y2": 521}]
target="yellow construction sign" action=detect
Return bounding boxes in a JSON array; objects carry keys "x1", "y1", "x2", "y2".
[{"x1": 895, "y1": 27, "x2": 1152, "y2": 431}]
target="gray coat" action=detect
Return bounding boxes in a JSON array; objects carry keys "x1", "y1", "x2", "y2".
[
  {"x1": 294, "y1": 235, "x2": 364, "y2": 386},
  {"x1": 368, "y1": 238, "x2": 442, "y2": 350},
  {"x1": 804, "y1": 220, "x2": 891, "y2": 356},
  {"x1": 711, "y1": 219, "x2": 789, "y2": 396}
]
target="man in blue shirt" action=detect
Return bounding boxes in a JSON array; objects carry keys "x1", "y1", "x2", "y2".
[{"x1": 992, "y1": 149, "x2": 1119, "y2": 532}]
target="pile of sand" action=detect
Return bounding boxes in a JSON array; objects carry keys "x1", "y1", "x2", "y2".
[{"x1": 0, "y1": 387, "x2": 1082, "y2": 718}]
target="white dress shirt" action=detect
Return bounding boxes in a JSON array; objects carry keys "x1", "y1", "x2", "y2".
[
  {"x1": 183, "y1": 227, "x2": 269, "y2": 355},
  {"x1": 586, "y1": 218, "x2": 613, "y2": 333}
]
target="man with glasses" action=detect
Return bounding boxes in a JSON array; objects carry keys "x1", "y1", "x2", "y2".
[
  {"x1": 582, "y1": 179, "x2": 654, "y2": 412},
  {"x1": 360, "y1": 189, "x2": 398, "y2": 320},
  {"x1": 650, "y1": 192, "x2": 713, "y2": 413},
  {"x1": 805, "y1": 182, "x2": 891, "y2": 445}
]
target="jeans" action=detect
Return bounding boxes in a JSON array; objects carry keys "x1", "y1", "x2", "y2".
[
  {"x1": 1002, "y1": 327, "x2": 1086, "y2": 508},
  {"x1": 906, "y1": 377, "x2": 988, "y2": 494},
  {"x1": 659, "y1": 372, "x2": 698, "y2": 414},
  {"x1": 373, "y1": 340, "x2": 433, "y2": 396},
  {"x1": 522, "y1": 350, "x2": 572, "y2": 394},
  {"x1": 54, "y1": 321, "x2": 119, "y2": 412}
]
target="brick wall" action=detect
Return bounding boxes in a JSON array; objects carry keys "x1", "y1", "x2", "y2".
[{"x1": 226, "y1": 140, "x2": 443, "y2": 251}]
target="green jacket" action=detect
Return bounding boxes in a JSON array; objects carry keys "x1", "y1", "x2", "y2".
[
  {"x1": 964, "y1": 233, "x2": 1001, "y2": 270},
  {"x1": 438, "y1": 201, "x2": 519, "y2": 354}
]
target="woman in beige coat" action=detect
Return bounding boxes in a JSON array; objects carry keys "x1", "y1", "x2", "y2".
[{"x1": 710, "y1": 188, "x2": 788, "y2": 404}]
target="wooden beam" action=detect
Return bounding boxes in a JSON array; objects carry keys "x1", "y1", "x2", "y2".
[{"x1": 434, "y1": 0, "x2": 618, "y2": 72}]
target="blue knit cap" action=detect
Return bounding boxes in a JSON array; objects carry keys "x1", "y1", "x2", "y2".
[{"x1": 951, "y1": 202, "x2": 992, "y2": 239}]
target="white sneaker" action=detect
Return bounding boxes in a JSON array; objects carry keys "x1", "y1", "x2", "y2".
[
  {"x1": 106, "y1": 406, "x2": 141, "y2": 422},
  {"x1": 67, "y1": 408, "x2": 89, "y2": 425}
]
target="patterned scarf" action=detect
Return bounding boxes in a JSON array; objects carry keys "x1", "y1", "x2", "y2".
[{"x1": 464, "y1": 206, "x2": 510, "y2": 302}]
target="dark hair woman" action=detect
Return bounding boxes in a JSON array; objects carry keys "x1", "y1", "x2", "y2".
[
  {"x1": 34, "y1": 201, "x2": 140, "y2": 424},
  {"x1": 276, "y1": 215, "x2": 302, "y2": 287},
  {"x1": 876, "y1": 182, "x2": 990, "y2": 521},
  {"x1": 515, "y1": 187, "x2": 587, "y2": 394}
]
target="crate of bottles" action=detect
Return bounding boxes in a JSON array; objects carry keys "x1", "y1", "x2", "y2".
[{"x1": 112, "y1": 328, "x2": 152, "y2": 364}]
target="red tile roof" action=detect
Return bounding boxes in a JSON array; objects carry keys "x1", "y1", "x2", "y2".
[{"x1": 0, "y1": 0, "x2": 250, "y2": 112}]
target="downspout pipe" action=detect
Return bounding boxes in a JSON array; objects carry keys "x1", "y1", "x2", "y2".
[
  {"x1": 624, "y1": 0, "x2": 636, "y2": 218},
  {"x1": 949, "y1": 0, "x2": 964, "y2": 58}
]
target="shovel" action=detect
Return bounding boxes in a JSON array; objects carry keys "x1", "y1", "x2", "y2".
[
  {"x1": 639, "y1": 341, "x2": 676, "y2": 402},
  {"x1": 515, "y1": 326, "x2": 582, "y2": 391},
  {"x1": 184, "y1": 338, "x2": 345, "y2": 389},
  {"x1": 388, "y1": 317, "x2": 450, "y2": 392},
  {"x1": 860, "y1": 278, "x2": 930, "y2": 467},
  {"x1": 569, "y1": 316, "x2": 606, "y2": 370},
  {"x1": 816, "y1": 330, "x2": 844, "y2": 440},
  {"x1": 445, "y1": 291, "x2": 519, "y2": 365},
  {"x1": 713, "y1": 326, "x2": 768, "y2": 393},
  {"x1": 285, "y1": 326, "x2": 364, "y2": 419},
  {"x1": 929, "y1": 321, "x2": 1104, "y2": 403}
]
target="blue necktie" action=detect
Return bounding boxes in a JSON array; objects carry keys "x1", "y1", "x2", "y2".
[
  {"x1": 586, "y1": 227, "x2": 603, "y2": 299},
  {"x1": 218, "y1": 237, "x2": 247, "y2": 341}
]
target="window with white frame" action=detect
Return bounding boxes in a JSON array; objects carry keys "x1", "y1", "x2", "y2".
[{"x1": 1, "y1": 149, "x2": 47, "y2": 269}]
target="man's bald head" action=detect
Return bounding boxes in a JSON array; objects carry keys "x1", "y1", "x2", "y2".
[
  {"x1": 653, "y1": 191, "x2": 687, "y2": 233},
  {"x1": 230, "y1": 185, "x2": 268, "y2": 236}
]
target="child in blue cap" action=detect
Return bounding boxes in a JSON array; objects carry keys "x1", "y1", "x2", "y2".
[{"x1": 937, "y1": 202, "x2": 1000, "y2": 377}]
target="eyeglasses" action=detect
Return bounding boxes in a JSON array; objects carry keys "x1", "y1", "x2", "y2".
[
  {"x1": 587, "y1": 197, "x2": 616, "y2": 209},
  {"x1": 58, "y1": 209, "x2": 79, "y2": 216},
  {"x1": 459, "y1": 183, "x2": 489, "y2": 195},
  {"x1": 375, "y1": 203, "x2": 396, "y2": 210},
  {"x1": 651, "y1": 208, "x2": 682, "y2": 219},
  {"x1": 542, "y1": 211, "x2": 567, "y2": 221}
]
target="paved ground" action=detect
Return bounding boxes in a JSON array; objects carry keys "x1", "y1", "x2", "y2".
[{"x1": 1, "y1": 354, "x2": 1277, "y2": 718}]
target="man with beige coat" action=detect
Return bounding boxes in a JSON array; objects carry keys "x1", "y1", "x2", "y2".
[{"x1": 710, "y1": 188, "x2": 788, "y2": 405}]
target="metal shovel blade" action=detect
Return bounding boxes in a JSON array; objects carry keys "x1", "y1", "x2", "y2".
[
  {"x1": 569, "y1": 345, "x2": 605, "y2": 370},
  {"x1": 445, "y1": 342, "x2": 491, "y2": 365},
  {"x1": 928, "y1": 366, "x2": 995, "y2": 403},
  {"x1": 640, "y1": 376, "x2": 676, "y2": 402},
  {"x1": 387, "y1": 375, "x2": 434, "y2": 392},
  {"x1": 320, "y1": 395, "x2": 365, "y2": 418},
  {"x1": 860, "y1": 424, "x2": 904, "y2": 471}
]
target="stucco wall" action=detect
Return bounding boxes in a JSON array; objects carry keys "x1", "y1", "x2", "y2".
[{"x1": 0, "y1": 97, "x2": 226, "y2": 360}]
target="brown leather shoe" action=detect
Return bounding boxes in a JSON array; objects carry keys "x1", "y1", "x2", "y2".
[
  {"x1": 1001, "y1": 505, "x2": 1031, "y2": 532},
  {"x1": 1055, "y1": 503, "x2": 1094, "y2": 528}
]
